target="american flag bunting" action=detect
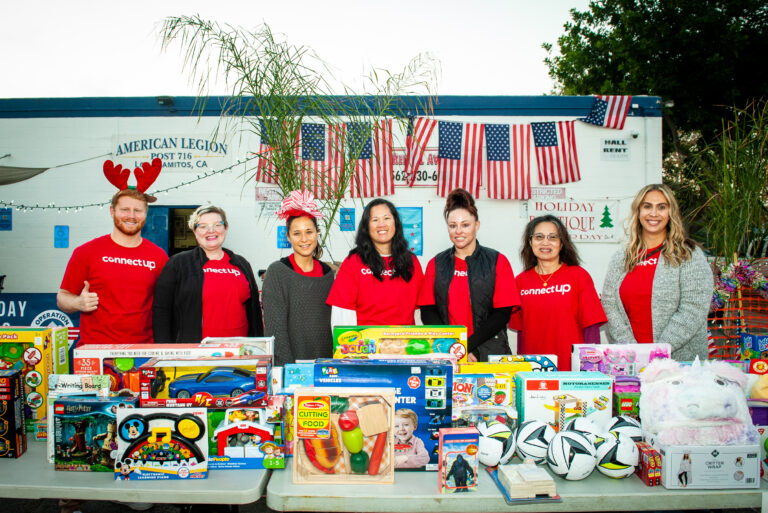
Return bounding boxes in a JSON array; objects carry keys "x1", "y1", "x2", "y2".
[
  {"x1": 300, "y1": 123, "x2": 345, "y2": 199},
  {"x1": 437, "y1": 121, "x2": 484, "y2": 198},
  {"x1": 580, "y1": 95, "x2": 632, "y2": 130},
  {"x1": 531, "y1": 121, "x2": 581, "y2": 185},
  {"x1": 404, "y1": 117, "x2": 437, "y2": 187},
  {"x1": 348, "y1": 119, "x2": 395, "y2": 198},
  {"x1": 485, "y1": 123, "x2": 532, "y2": 200}
]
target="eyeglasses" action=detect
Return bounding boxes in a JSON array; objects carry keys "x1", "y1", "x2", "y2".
[
  {"x1": 196, "y1": 222, "x2": 226, "y2": 232},
  {"x1": 531, "y1": 233, "x2": 560, "y2": 242}
]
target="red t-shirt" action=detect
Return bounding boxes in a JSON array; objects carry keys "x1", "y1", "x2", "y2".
[
  {"x1": 326, "y1": 253, "x2": 423, "y2": 325},
  {"x1": 289, "y1": 254, "x2": 324, "y2": 277},
  {"x1": 201, "y1": 253, "x2": 251, "y2": 339},
  {"x1": 619, "y1": 245, "x2": 662, "y2": 344},
  {"x1": 509, "y1": 264, "x2": 606, "y2": 371},
  {"x1": 60, "y1": 235, "x2": 168, "y2": 345},
  {"x1": 418, "y1": 253, "x2": 520, "y2": 336}
]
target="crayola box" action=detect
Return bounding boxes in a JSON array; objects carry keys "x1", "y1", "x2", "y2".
[
  {"x1": 0, "y1": 326, "x2": 70, "y2": 431},
  {"x1": 514, "y1": 371, "x2": 613, "y2": 431},
  {"x1": 332, "y1": 326, "x2": 468, "y2": 363},
  {"x1": 313, "y1": 358, "x2": 453, "y2": 471}
]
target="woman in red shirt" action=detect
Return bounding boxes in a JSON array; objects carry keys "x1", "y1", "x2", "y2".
[
  {"x1": 419, "y1": 188, "x2": 520, "y2": 362},
  {"x1": 327, "y1": 198, "x2": 423, "y2": 326},
  {"x1": 509, "y1": 215, "x2": 606, "y2": 370}
]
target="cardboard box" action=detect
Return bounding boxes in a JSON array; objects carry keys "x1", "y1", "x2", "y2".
[
  {"x1": 741, "y1": 333, "x2": 768, "y2": 360},
  {"x1": 115, "y1": 407, "x2": 208, "y2": 480},
  {"x1": 139, "y1": 356, "x2": 271, "y2": 408},
  {"x1": 438, "y1": 427, "x2": 479, "y2": 493},
  {"x1": 635, "y1": 441, "x2": 661, "y2": 486},
  {"x1": 332, "y1": 326, "x2": 468, "y2": 362},
  {"x1": 54, "y1": 395, "x2": 138, "y2": 471},
  {"x1": 514, "y1": 371, "x2": 613, "y2": 430},
  {"x1": 571, "y1": 343, "x2": 671, "y2": 377},
  {"x1": 283, "y1": 363, "x2": 315, "y2": 392},
  {"x1": 312, "y1": 359, "x2": 452, "y2": 471},
  {"x1": 201, "y1": 336, "x2": 274, "y2": 356},
  {"x1": 487, "y1": 354, "x2": 558, "y2": 371},
  {"x1": 74, "y1": 343, "x2": 244, "y2": 393},
  {"x1": 0, "y1": 326, "x2": 69, "y2": 430},
  {"x1": 452, "y1": 374, "x2": 515, "y2": 422},
  {"x1": 748, "y1": 399, "x2": 768, "y2": 481},
  {"x1": 0, "y1": 369, "x2": 26, "y2": 458}
]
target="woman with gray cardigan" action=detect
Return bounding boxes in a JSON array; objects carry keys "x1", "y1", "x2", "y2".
[
  {"x1": 262, "y1": 191, "x2": 334, "y2": 366},
  {"x1": 602, "y1": 183, "x2": 713, "y2": 361}
]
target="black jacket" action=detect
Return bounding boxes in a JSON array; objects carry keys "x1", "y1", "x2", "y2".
[{"x1": 153, "y1": 247, "x2": 264, "y2": 343}]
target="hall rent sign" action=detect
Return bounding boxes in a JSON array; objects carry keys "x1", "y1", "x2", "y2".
[{"x1": 527, "y1": 199, "x2": 620, "y2": 242}]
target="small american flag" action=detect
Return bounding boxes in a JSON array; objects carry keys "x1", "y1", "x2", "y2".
[
  {"x1": 348, "y1": 119, "x2": 395, "y2": 198},
  {"x1": 255, "y1": 119, "x2": 278, "y2": 184},
  {"x1": 485, "y1": 123, "x2": 532, "y2": 200},
  {"x1": 531, "y1": 121, "x2": 581, "y2": 185},
  {"x1": 580, "y1": 95, "x2": 632, "y2": 130},
  {"x1": 404, "y1": 117, "x2": 437, "y2": 187},
  {"x1": 437, "y1": 121, "x2": 484, "y2": 198},
  {"x1": 300, "y1": 123, "x2": 345, "y2": 199}
]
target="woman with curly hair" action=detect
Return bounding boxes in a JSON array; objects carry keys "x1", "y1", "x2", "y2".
[
  {"x1": 509, "y1": 214, "x2": 605, "y2": 370},
  {"x1": 602, "y1": 183, "x2": 713, "y2": 361},
  {"x1": 327, "y1": 198, "x2": 423, "y2": 326}
]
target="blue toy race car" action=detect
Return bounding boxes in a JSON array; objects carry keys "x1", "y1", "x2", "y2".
[{"x1": 169, "y1": 367, "x2": 255, "y2": 399}]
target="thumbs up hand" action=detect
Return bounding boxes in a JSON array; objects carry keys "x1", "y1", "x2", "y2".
[{"x1": 78, "y1": 280, "x2": 99, "y2": 312}]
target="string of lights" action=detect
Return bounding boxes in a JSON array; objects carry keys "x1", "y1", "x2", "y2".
[{"x1": 0, "y1": 156, "x2": 258, "y2": 214}]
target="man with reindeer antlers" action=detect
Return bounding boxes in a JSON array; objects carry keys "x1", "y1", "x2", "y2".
[{"x1": 57, "y1": 159, "x2": 169, "y2": 345}]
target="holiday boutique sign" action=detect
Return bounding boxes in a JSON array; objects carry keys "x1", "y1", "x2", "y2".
[
  {"x1": 112, "y1": 134, "x2": 232, "y2": 174},
  {"x1": 527, "y1": 199, "x2": 620, "y2": 242}
]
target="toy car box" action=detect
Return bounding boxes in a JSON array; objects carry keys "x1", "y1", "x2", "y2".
[
  {"x1": 53, "y1": 395, "x2": 138, "y2": 471},
  {"x1": 514, "y1": 371, "x2": 613, "y2": 430},
  {"x1": 0, "y1": 369, "x2": 26, "y2": 458},
  {"x1": 74, "y1": 343, "x2": 244, "y2": 393},
  {"x1": 312, "y1": 358, "x2": 452, "y2": 471},
  {"x1": 46, "y1": 374, "x2": 111, "y2": 461},
  {"x1": 115, "y1": 406, "x2": 208, "y2": 480},
  {"x1": 293, "y1": 387, "x2": 395, "y2": 485},
  {"x1": 452, "y1": 374, "x2": 515, "y2": 422},
  {"x1": 139, "y1": 355, "x2": 271, "y2": 408},
  {"x1": 571, "y1": 343, "x2": 671, "y2": 377},
  {"x1": 333, "y1": 325, "x2": 468, "y2": 362},
  {"x1": 438, "y1": 427, "x2": 479, "y2": 493},
  {"x1": 487, "y1": 354, "x2": 558, "y2": 371},
  {"x1": 207, "y1": 396, "x2": 285, "y2": 470},
  {"x1": 0, "y1": 326, "x2": 70, "y2": 431}
]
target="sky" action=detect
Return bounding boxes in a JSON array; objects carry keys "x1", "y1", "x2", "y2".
[{"x1": 1, "y1": 0, "x2": 590, "y2": 98}]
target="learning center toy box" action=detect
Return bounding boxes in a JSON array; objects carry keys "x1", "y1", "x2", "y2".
[
  {"x1": 332, "y1": 326, "x2": 468, "y2": 363},
  {"x1": 0, "y1": 326, "x2": 69, "y2": 431},
  {"x1": 313, "y1": 358, "x2": 452, "y2": 471}
]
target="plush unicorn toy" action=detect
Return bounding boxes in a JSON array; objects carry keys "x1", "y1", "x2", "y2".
[{"x1": 639, "y1": 358, "x2": 759, "y2": 445}]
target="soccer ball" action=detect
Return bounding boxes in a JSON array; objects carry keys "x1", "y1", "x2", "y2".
[
  {"x1": 604, "y1": 416, "x2": 642, "y2": 442},
  {"x1": 515, "y1": 420, "x2": 555, "y2": 464},
  {"x1": 546, "y1": 431, "x2": 597, "y2": 480},
  {"x1": 563, "y1": 417, "x2": 602, "y2": 443},
  {"x1": 594, "y1": 432, "x2": 639, "y2": 478},
  {"x1": 477, "y1": 420, "x2": 516, "y2": 466}
]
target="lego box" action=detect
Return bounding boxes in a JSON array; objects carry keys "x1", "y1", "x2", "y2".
[
  {"x1": 514, "y1": 371, "x2": 613, "y2": 430},
  {"x1": 439, "y1": 427, "x2": 479, "y2": 493},
  {"x1": 313, "y1": 358, "x2": 453, "y2": 471},
  {"x1": 0, "y1": 326, "x2": 70, "y2": 431},
  {"x1": 333, "y1": 326, "x2": 468, "y2": 362},
  {"x1": 0, "y1": 369, "x2": 26, "y2": 458},
  {"x1": 139, "y1": 356, "x2": 271, "y2": 408}
]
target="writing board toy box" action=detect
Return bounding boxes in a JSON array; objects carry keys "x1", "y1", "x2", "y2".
[{"x1": 332, "y1": 326, "x2": 468, "y2": 362}]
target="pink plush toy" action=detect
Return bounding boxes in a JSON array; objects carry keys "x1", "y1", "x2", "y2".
[{"x1": 639, "y1": 357, "x2": 759, "y2": 445}]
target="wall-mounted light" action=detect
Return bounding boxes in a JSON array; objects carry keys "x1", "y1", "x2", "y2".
[{"x1": 156, "y1": 96, "x2": 174, "y2": 107}]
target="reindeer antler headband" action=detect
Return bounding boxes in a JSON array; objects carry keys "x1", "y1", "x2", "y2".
[{"x1": 103, "y1": 158, "x2": 162, "y2": 200}]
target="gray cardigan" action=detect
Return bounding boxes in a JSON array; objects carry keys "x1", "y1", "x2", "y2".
[
  {"x1": 262, "y1": 258, "x2": 334, "y2": 366},
  {"x1": 601, "y1": 245, "x2": 713, "y2": 361}
]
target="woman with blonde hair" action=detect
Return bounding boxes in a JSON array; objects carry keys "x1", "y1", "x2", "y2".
[{"x1": 602, "y1": 183, "x2": 713, "y2": 361}]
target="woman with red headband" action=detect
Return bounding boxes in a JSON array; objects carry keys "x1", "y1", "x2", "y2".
[{"x1": 262, "y1": 191, "x2": 335, "y2": 366}]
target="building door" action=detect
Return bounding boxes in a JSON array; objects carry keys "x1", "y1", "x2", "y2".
[{"x1": 143, "y1": 205, "x2": 199, "y2": 256}]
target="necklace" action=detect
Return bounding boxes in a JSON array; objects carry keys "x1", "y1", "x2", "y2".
[{"x1": 536, "y1": 263, "x2": 561, "y2": 286}]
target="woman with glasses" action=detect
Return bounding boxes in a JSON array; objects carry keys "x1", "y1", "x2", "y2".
[
  {"x1": 602, "y1": 184, "x2": 712, "y2": 361},
  {"x1": 153, "y1": 204, "x2": 263, "y2": 342},
  {"x1": 509, "y1": 215, "x2": 606, "y2": 370},
  {"x1": 418, "y1": 188, "x2": 520, "y2": 362},
  {"x1": 262, "y1": 191, "x2": 334, "y2": 366}
]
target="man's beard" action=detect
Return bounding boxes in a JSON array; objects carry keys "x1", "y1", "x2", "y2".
[{"x1": 113, "y1": 216, "x2": 145, "y2": 236}]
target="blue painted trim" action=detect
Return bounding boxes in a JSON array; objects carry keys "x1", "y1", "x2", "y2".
[{"x1": 0, "y1": 96, "x2": 662, "y2": 119}]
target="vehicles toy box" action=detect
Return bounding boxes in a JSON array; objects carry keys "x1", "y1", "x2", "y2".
[
  {"x1": 332, "y1": 326, "x2": 468, "y2": 362},
  {"x1": 451, "y1": 374, "x2": 515, "y2": 422},
  {"x1": 487, "y1": 354, "x2": 558, "y2": 371},
  {"x1": 207, "y1": 396, "x2": 285, "y2": 470},
  {"x1": 73, "y1": 343, "x2": 244, "y2": 393},
  {"x1": 201, "y1": 336, "x2": 274, "y2": 356},
  {"x1": 571, "y1": 343, "x2": 671, "y2": 377},
  {"x1": 293, "y1": 387, "x2": 395, "y2": 485},
  {"x1": 115, "y1": 407, "x2": 208, "y2": 480},
  {"x1": 53, "y1": 395, "x2": 138, "y2": 471},
  {"x1": 514, "y1": 371, "x2": 613, "y2": 430},
  {"x1": 0, "y1": 326, "x2": 69, "y2": 431},
  {"x1": 0, "y1": 369, "x2": 26, "y2": 458},
  {"x1": 139, "y1": 356, "x2": 271, "y2": 408},
  {"x1": 438, "y1": 427, "x2": 479, "y2": 493},
  {"x1": 313, "y1": 358, "x2": 452, "y2": 471},
  {"x1": 46, "y1": 374, "x2": 111, "y2": 461}
]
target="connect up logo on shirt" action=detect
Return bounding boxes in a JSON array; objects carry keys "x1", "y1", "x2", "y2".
[
  {"x1": 519, "y1": 284, "x2": 572, "y2": 296},
  {"x1": 636, "y1": 257, "x2": 658, "y2": 267},
  {"x1": 203, "y1": 268, "x2": 242, "y2": 277},
  {"x1": 361, "y1": 268, "x2": 394, "y2": 277},
  {"x1": 454, "y1": 270, "x2": 468, "y2": 277},
  {"x1": 101, "y1": 256, "x2": 156, "y2": 270}
]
